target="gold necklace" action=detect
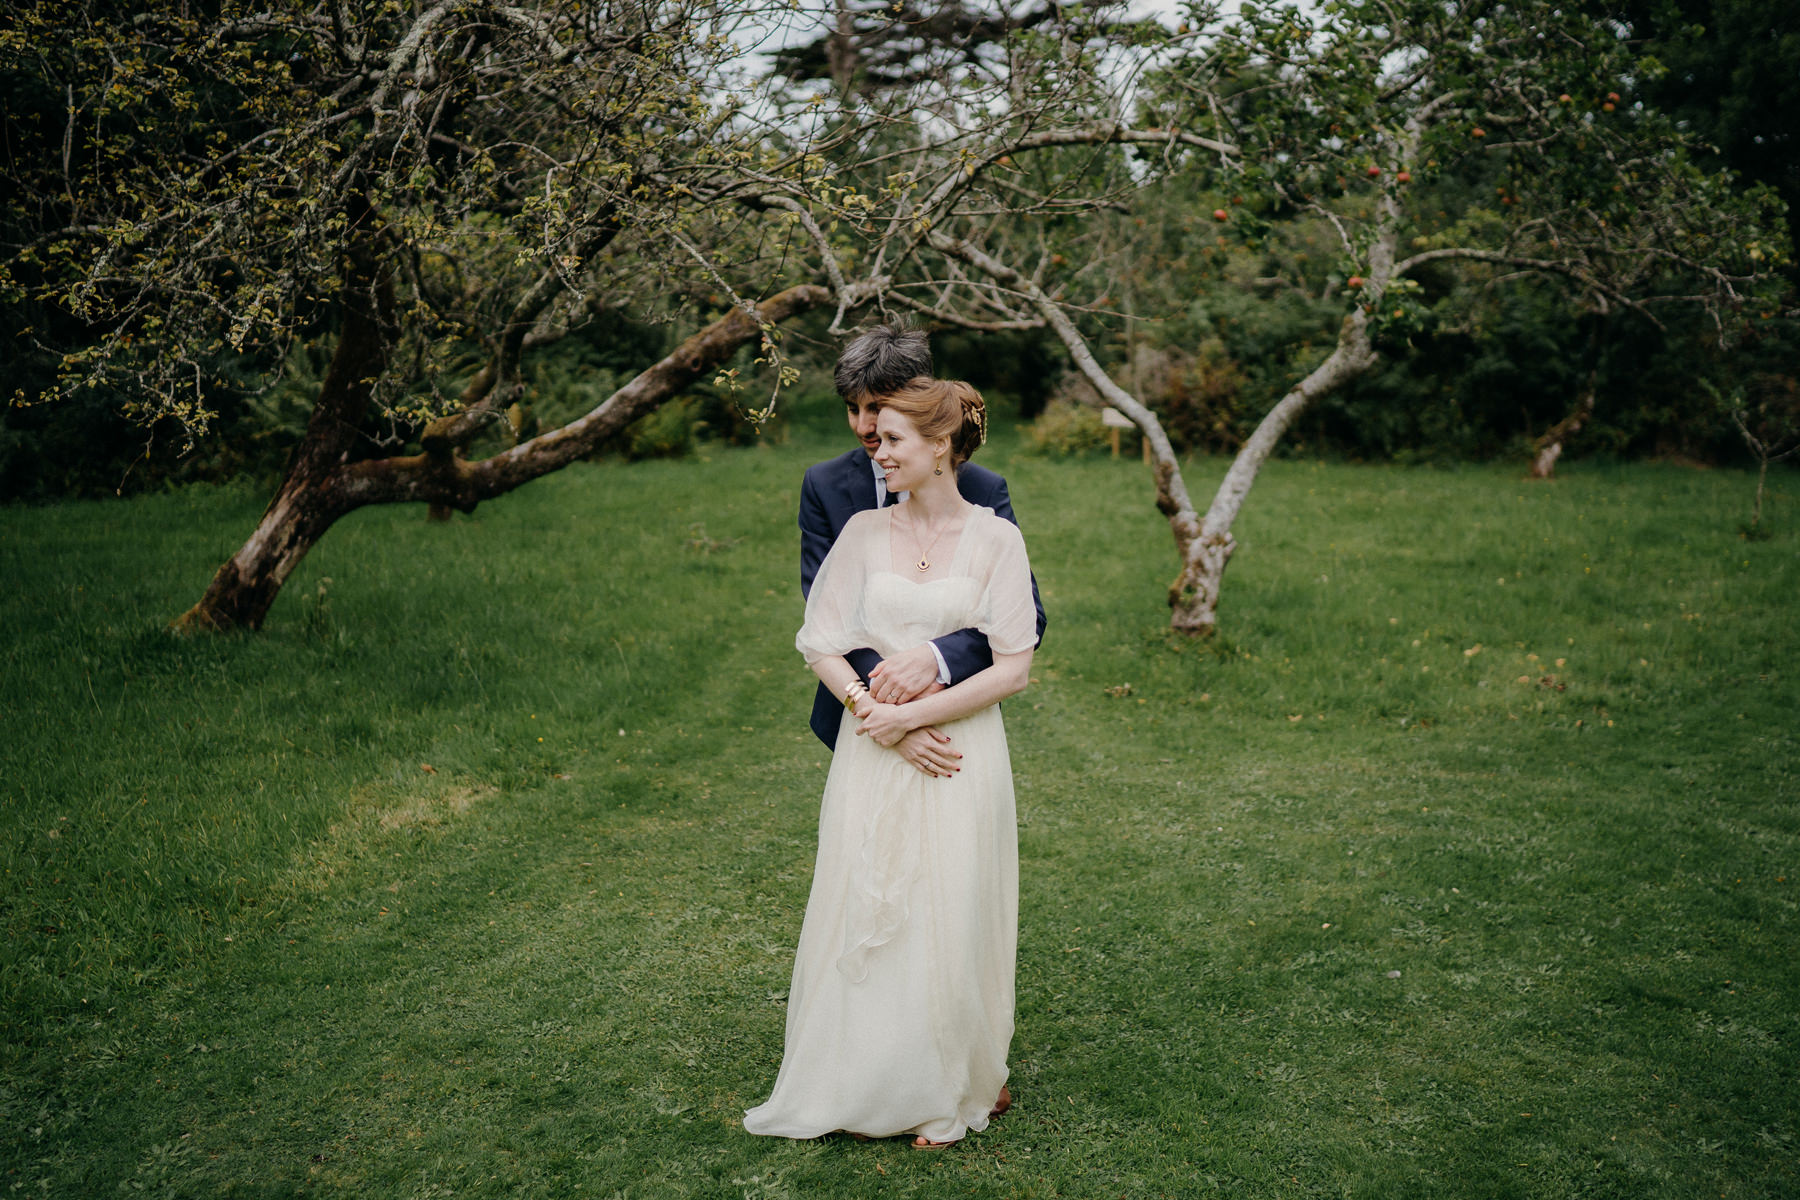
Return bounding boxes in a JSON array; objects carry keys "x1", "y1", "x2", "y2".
[{"x1": 902, "y1": 507, "x2": 956, "y2": 572}]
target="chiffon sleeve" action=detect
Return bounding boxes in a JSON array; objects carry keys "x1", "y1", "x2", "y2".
[
  {"x1": 975, "y1": 515, "x2": 1037, "y2": 655},
  {"x1": 795, "y1": 511, "x2": 875, "y2": 664}
]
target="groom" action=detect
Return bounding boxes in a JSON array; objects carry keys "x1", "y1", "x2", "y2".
[{"x1": 798, "y1": 325, "x2": 1046, "y2": 774}]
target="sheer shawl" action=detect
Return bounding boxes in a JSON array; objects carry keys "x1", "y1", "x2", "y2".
[{"x1": 795, "y1": 506, "x2": 1036, "y2": 665}]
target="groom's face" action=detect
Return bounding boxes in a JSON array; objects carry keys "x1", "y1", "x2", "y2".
[{"x1": 845, "y1": 395, "x2": 882, "y2": 457}]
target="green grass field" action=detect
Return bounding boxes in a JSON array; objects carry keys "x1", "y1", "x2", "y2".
[{"x1": 2, "y1": 432, "x2": 1795, "y2": 1198}]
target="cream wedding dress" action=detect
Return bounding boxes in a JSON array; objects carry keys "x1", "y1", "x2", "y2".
[{"x1": 743, "y1": 504, "x2": 1037, "y2": 1143}]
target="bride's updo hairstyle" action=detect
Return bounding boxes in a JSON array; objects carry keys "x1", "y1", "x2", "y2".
[{"x1": 874, "y1": 377, "x2": 988, "y2": 469}]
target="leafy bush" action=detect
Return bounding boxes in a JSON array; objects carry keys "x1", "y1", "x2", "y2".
[
  {"x1": 619, "y1": 397, "x2": 698, "y2": 460},
  {"x1": 1024, "y1": 399, "x2": 1111, "y2": 457},
  {"x1": 1142, "y1": 340, "x2": 1247, "y2": 454}
]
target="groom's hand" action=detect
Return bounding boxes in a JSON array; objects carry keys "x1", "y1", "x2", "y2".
[
  {"x1": 866, "y1": 644, "x2": 942, "y2": 704},
  {"x1": 894, "y1": 727, "x2": 962, "y2": 778}
]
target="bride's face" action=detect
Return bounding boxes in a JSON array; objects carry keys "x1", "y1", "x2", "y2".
[{"x1": 873, "y1": 408, "x2": 948, "y2": 494}]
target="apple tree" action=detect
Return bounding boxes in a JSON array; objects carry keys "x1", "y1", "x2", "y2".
[
  {"x1": 979, "y1": 0, "x2": 1790, "y2": 634},
  {"x1": 3, "y1": 0, "x2": 883, "y2": 630}
]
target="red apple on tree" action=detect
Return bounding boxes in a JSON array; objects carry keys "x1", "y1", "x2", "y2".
[
  {"x1": 1347, "y1": 275, "x2": 1364, "y2": 289},
  {"x1": 1396, "y1": 170, "x2": 1412, "y2": 184},
  {"x1": 1213, "y1": 208, "x2": 1229, "y2": 222},
  {"x1": 1366, "y1": 165, "x2": 1382, "y2": 178}
]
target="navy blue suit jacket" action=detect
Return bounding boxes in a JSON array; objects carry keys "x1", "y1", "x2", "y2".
[{"x1": 799, "y1": 447, "x2": 1047, "y2": 748}]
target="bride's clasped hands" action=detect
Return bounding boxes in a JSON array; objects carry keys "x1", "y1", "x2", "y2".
[
  {"x1": 858, "y1": 645, "x2": 959, "y2": 770},
  {"x1": 851, "y1": 693, "x2": 922, "y2": 748}
]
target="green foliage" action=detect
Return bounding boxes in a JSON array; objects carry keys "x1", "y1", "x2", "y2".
[
  {"x1": 1023, "y1": 400, "x2": 1110, "y2": 457},
  {"x1": 2, "y1": 440, "x2": 1796, "y2": 1195},
  {"x1": 1304, "y1": 284, "x2": 1588, "y2": 461},
  {"x1": 1073, "y1": 0, "x2": 1796, "y2": 468},
  {"x1": 933, "y1": 326, "x2": 1066, "y2": 419},
  {"x1": 1128, "y1": 340, "x2": 1251, "y2": 455},
  {"x1": 1, "y1": 0, "x2": 826, "y2": 478},
  {"x1": 1611, "y1": 0, "x2": 1800, "y2": 265},
  {"x1": 619, "y1": 396, "x2": 701, "y2": 461},
  {"x1": 0, "y1": 341, "x2": 322, "y2": 501}
]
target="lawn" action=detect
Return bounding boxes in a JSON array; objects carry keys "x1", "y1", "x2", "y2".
[{"x1": 2, "y1": 432, "x2": 1794, "y2": 1198}]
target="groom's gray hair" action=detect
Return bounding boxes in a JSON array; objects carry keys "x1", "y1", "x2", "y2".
[{"x1": 834, "y1": 324, "x2": 932, "y2": 402}]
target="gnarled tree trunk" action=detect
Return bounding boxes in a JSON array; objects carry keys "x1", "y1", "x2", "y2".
[
  {"x1": 174, "y1": 284, "x2": 829, "y2": 632},
  {"x1": 1529, "y1": 383, "x2": 1596, "y2": 479},
  {"x1": 1531, "y1": 320, "x2": 1605, "y2": 480},
  {"x1": 174, "y1": 231, "x2": 395, "y2": 631},
  {"x1": 1167, "y1": 309, "x2": 1376, "y2": 633}
]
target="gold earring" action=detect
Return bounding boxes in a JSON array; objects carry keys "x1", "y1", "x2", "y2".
[{"x1": 933, "y1": 460, "x2": 944, "y2": 476}]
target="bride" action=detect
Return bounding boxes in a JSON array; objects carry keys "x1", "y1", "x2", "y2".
[{"x1": 743, "y1": 378, "x2": 1037, "y2": 1148}]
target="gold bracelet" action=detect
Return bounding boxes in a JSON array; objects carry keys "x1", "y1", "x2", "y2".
[{"x1": 843, "y1": 681, "x2": 868, "y2": 712}]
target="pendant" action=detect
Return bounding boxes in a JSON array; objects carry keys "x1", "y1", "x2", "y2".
[{"x1": 916, "y1": 558, "x2": 931, "y2": 572}]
